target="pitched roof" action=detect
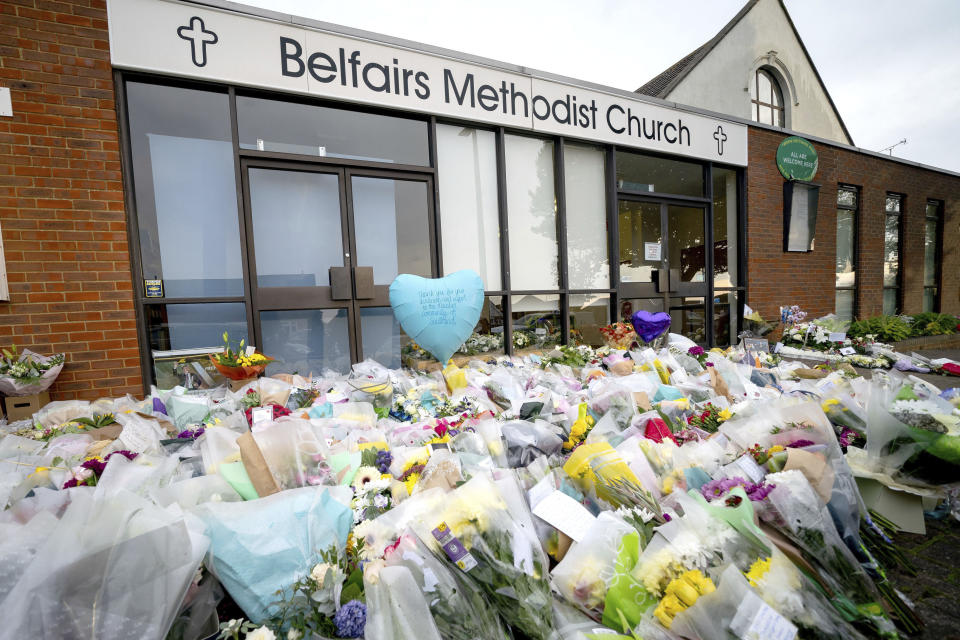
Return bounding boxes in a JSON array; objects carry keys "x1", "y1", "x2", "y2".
[
  {"x1": 636, "y1": 0, "x2": 758, "y2": 98},
  {"x1": 634, "y1": 0, "x2": 854, "y2": 145}
]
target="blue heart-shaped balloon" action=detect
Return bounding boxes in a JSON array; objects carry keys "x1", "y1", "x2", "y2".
[
  {"x1": 389, "y1": 270, "x2": 485, "y2": 364},
  {"x1": 631, "y1": 310, "x2": 671, "y2": 343}
]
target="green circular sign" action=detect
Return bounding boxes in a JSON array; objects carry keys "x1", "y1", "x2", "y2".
[{"x1": 776, "y1": 136, "x2": 818, "y2": 181}]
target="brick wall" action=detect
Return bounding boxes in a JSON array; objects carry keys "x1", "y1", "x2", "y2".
[
  {"x1": 0, "y1": 0, "x2": 140, "y2": 400},
  {"x1": 746, "y1": 127, "x2": 960, "y2": 323}
]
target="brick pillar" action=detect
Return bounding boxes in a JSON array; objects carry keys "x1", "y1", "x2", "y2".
[{"x1": 0, "y1": 0, "x2": 141, "y2": 400}]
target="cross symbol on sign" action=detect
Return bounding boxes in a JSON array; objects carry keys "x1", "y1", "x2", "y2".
[
  {"x1": 713, "y1": 125, "x2": 727, "y2": 156},
  {"x1": 177, "y1": 16, "x2": 218, "y2": 67}
]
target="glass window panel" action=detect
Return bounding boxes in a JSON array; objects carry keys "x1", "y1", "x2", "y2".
[
  {"x1": 883, "y1": 214, "x2": 900, "y2": 287},
  {"x1": 712, "y1": 168, "x2": 738, "y2": 288},
  {"x1": 249, "y1": 169, "x2": 343, "y2": 287},
  {"x1": 456, "y1": 297, "x2": 505, "y2": 358},
  {"x1": 924, "y1": 218, "x2": 938, "y2": 287},
  {"x1": 147, "y1": 302, "x2": 248, "y2": 388},
  {"x1": 261, "y1": 308, "x2": 350, "y2": 375},
  {"x1": 835, "y1": 290, "x2": 854, "y2": 322},
  {"x1": 885, "y1": 195, "x2": 901, "y2": 213},
  {"x1": 618, "y1": 201, "x2": 662, "y2": 283},
  {"x1": 773, "y1": 107, "x2": 784, "y2": 127},
  {"x1": 883, "y1": 289, "x2": 899, "y2": 316},
  {"x1": 127, "y1": 82, "x2": 243, "y2": 297},
  {"x1": 713, "y1": 290, "x2": 738, "y2": 347},
  {"x1": 837, "y1": 189, "x2": 857, "y2": 208},
  {"x1": 511, "y1": 294, "x2": 561, "y2": 351},
  {"x1": 619, "y1": 297, "x2": 663, "y2": 322},
  {"x1": 758, "y1": 105, "x2": 773, "y2": 125},
  {"x1": 505, "y1": 135, "x2": 558, "y2": 290},
  {"x1": 352, "y1": 178, "x2": 432, "y2": 285},
  {"x1": 616, "y1": 151, "x2": 703, "y2": 197},
  {"x1": 757, "y1": 70, "x2": 772, "y2": 102},
  {"x1": 923, "y1": 288, "x2": 936, "y2": 313},
  {"x1": 436, "y1": 125, "x2": 501, "y2": 289},
  {"x1": 669, "y1": 296, "x2": 706, "y2": 344},
  {"x1": 668, "y1": 205, "x2": 706, "y2": 283},
  {"x1": 564, "y1": 144, "x2": 609, "y2": 289},
  {"x1": 570, "y1": 293, "x2": 610, "y2": 347},
  {"x1": 926, "y1": 201, "x2": 942, "y2": 219},
  {"x1": 237, "y1": 95, "x2": 428, "y2": 165},
  {"x1": 835, "y1": 209, "x2": 856, "y2": 284},
  {"x1": 361, "y1": 307, "x2": 405, "y2": 369}
]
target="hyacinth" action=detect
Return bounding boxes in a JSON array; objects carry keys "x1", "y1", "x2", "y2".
[
  {"x1": 700, "y1": 476, "x2": 775, "y2": 503},
  {"x1": 374, "y1": 449, "x2": 392, "y2": 474},
  {"x1": 334, "y1": 599, "x2": 366, "y2": 638}
]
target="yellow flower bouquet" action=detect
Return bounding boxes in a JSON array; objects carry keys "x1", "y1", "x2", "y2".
[{"x1": 209, "y1": 332, "x2": 274, "y2": 380}]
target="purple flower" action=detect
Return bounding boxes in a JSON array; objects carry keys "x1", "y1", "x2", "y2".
[
  {"x1": 786, "y1": 439, "x2": 815, "y2": 448},
  {"x1": 81, "y1": 458, "x2": 107, "y2": 475},
  {"x1": 176, "y1": 428, "x2": 205, "y2": 439},
  {"x1": 375, "y1": 449, "x2": 393, "y2": 474},
  {"x1": 705, "y1": 362, "x2": 714, "y2": 367},
  {"x1": 334, "y1": 599, "x2": 366, "y2": 638},
  {"x1": 701, "y1": 476, "x2": 774, "y2": 503},
  {"x1": 108, "y1": 450, "x2": 139, "y2": 461},
  {"x1": 688, "y1": 346, "x2": 705, "y2": 357},
  {"x1": 838, "y1": 427, "x2": 859, "y2": 448}
]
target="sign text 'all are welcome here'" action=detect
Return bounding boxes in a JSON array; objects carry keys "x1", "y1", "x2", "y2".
[{"x1": 107, "y1": 0, "x2": 748, "y2": 166}]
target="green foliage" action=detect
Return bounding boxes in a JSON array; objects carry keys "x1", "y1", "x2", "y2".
[
  {"x1": 850, "y1": 313, "x2": 957, "y2": 342},
  {"x1": 848, "y1": 315, "x2": 911, "y2": 343},
  {"x1": 74, "y1": 413, "x2": 117, "y2": 428},
  {"x1": 907, "y1": 312, "x2": 957, "y2": 336}
]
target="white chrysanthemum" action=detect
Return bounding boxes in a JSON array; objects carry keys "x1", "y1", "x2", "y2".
[{"x1": 245, "y1": 626, "x2": 276, "y2": 640}]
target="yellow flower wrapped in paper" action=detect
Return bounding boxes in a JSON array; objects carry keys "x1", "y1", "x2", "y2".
[
  {"x1": 745, "y1": 556, "x2": 772, "y2": 587},
  {"x1": 653, "y1": 570, "x2": 716, "y2": 628},
  {"x1": 652, "y1": 359, "x2": 670, "y2": 384},
  {"x1": 563, "y1": 442, "x2": 639, "y2": 504},
  {"x1": 718, "y1": 408, "x2": 733, "y2": 421},
  {"x1": 442, "y1": 362, "x2": 468, "y2": 392}
]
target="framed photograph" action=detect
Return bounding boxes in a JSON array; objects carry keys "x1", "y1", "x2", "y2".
[{"x1": 152, "y1": 347, "x2": 227, "y2": 390}]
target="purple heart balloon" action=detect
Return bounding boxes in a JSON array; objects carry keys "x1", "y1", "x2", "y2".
[{"x1": 631, "y1": 310, "x2": 672, "y2": 343}]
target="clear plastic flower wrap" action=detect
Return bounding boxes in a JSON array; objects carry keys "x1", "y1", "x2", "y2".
[
  {"x1": 371, "y1": 530, "x2": 509, "y2": 640},
  {"x1": 0, "y1": 488, "x2": 209, "y2": 639},
  {"x1": 411, "y1": 472, "x2": 555, "y2": 639},
  {"x1": 0, "y1": 348, "x2": 65, "y2": 396},
  {"x1": 551, "y1": 511, "x2": 636, "y2": 620}
]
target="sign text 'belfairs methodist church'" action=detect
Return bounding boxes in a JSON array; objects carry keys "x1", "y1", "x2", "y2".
[{"x1": 106, "y1": 0, "x2": 747, "y2": 164}]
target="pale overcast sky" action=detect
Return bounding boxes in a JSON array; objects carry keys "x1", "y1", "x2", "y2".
[{"x1": 241, "y1": 0, "x2": 960, "y2": 172}]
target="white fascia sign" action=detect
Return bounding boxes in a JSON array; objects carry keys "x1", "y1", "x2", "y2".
[{"x1": 107, "y1": 0, "x2": 747, "y2": 166}]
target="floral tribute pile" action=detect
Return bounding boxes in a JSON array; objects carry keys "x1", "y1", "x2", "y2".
[{"x1": 1, "y1": 331, "x2": 958, "y2": 640}]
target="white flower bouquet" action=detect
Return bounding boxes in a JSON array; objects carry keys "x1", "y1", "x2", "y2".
[
  {"x1": 413, "y1": 473, "x2": 555, "y2": 639},
  {"x1": 0, "y1": 347, "x2": 65, "y2": 396}
]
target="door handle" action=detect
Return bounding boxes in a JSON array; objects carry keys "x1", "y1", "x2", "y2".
[
  {"x1": 353, "y1": 266, "x2": 375, "y2": 299},
  {"x1": 329, "y1": 266, "x2": 351, "y2": 300}
]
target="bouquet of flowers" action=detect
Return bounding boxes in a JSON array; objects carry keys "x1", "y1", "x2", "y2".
[
  {"x1": 369, "y1": 531, "x2": 509, "y2": 640},
  {"x1": 414, "y1": 473, "x2": 555, "y2": 639},
  {"x1": 209, "y1": 332, "x2": 273, "y2": 381},
  {"x1": 599, "y1": 322, "x2": 637, "y2": 349},
  {"x1": 0, "y1": 347, "x2": 65, "y2": 396}
]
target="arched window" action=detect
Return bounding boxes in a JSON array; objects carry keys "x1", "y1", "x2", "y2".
[{"x1": 750, "y1": 68, "x2": 784, "y2": 126}]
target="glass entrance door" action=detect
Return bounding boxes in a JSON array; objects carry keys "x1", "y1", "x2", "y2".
[
  {"x1": 618, "y1": 199, "x2": 710, "y2": 344},
  {"x1": 242, "y1": 160, "x2": 434, "y2": 373}
]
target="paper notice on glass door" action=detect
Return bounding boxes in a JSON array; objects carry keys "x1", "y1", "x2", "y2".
[{"x1": 644, "y1": 242, "x2": 662, "y2": 261}]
